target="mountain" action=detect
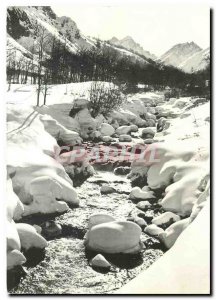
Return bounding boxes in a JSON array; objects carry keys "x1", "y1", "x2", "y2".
[
  {"x1": 179, "y1": 47, "x2": 210, "y2": 73},
  {"x1": 159, "y1": 42, "x2": 202, "y2": 69},
  {"x1": 7, "y1": 6, "x2": 94, "y2": 55},
  {"x1": 7, "y1": 7, "x2": 150, "y2": 67},
  {"x1": 109, "y1": 36, "x2": 157, "y2": 60},
  {"x1": 6, "y1": 6, "x2": 209, "y2": 88}
]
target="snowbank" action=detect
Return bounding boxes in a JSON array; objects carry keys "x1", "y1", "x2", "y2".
[{"x1": 117, "y1": 200, "x2": 210, "y2": 294}]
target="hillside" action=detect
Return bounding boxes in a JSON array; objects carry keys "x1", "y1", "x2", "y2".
[{"x1": 7, "y1": 6, "x2": 150, "y2": 67}]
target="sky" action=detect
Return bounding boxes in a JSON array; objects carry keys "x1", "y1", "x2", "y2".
[{"x1": 52, "y1": 3, "x2": 210, "y2": 57}]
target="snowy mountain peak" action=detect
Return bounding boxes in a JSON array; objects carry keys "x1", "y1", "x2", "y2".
[
  {"x1": 179, "y1": 47, "x2": 210, "y2": 73},
  {"x1": 159, "y1": 41, "x2": 203, "y2": 69},
  {"x1": 109, "y1": 36, "x2": 157, "y2": 60}
]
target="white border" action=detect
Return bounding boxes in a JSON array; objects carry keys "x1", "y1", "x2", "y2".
[{"x1": 1, "y1": 0, "x2": 214, "y2": 299}]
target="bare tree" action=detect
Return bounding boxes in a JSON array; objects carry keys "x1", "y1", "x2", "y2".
[{"x1": 32, "y1": 21, "x2": 52, "y2": 106}]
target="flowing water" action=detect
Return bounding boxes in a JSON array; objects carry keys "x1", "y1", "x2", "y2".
[{"x1": 9, "y1": 169, "x2": 165, "y2": 294}]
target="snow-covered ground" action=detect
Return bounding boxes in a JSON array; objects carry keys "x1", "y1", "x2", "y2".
[{"x1": 6, "y1": 82, "x2": 210, "y2": 294}]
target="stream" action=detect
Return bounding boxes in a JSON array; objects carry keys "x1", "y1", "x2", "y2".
[{"x1": 8, "y1": 167, "x2": 165, "y2": 294}]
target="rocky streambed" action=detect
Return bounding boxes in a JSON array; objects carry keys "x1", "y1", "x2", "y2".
[{"x1": 8, "y1": 168, "x2": 166, "y2": 294}]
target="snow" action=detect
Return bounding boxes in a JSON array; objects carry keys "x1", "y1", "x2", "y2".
[
  {"x1": 159, "y1": 218, "x2": 190, "y2": 249},
  {"x1": 117, "y1": 201, "x2": 210, "y2": 294},
  {"x1": 179, "y1": 47, "x2": 210, "y2": 73},
  {"x1": 6, "y1": 83, "x2": 209, "y2": 286}
]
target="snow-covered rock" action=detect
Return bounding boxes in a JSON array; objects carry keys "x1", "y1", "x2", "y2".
[
  {"x1": 116, "y1": 125, "x2": 138, "y2": 135},
  {"x1": 119, "y1": 134, "x2": 132, "y2": 142},
  {"x1": 101, "y1": 136, "x2": 114, "y2": 143},
  {"x1": 129, "y1": 187, "x2": 155, "y2": 201},
  {"x1": 16, "y1": 223, "x2": 48, "y2": 250},
  {"x1": 146, "y1": 107, "x2": 156, "y2": 114},
  {"x1": 19, "y1": 175, "x2": 76, "y2": 215},
  {"x1": 141, "y1": 128, "x2": 155, "y2": 139},
  {"x1": 152, "y1": 212, "x2": 180, "y2": 226},
  {"x1": 157, "y1": 117, "x2": 167, "y2": 132},
  {"x1": 145, "y1": 119, "x2": 156, "y2": 127},
  {"x1": 136, "y1": 201, "x2": 152, "y2": 211},
  {"x1": 90, "y1": 254, "x2": 111, "y2": 269},
  {"x1": 144, "y1": 224, "x2": 164, "y2": 236},
  {"x1": 33, "y1": 225, "x2": 42, "y2": 234},
  {"x1": 159, "y1": 218, "x2": 189, "y2": 248},
  {"x1": 73, "y1": 98, "x2": 89, "y2": 110},
  {"x1": 85, "y1": 221, "x2": 143, "y2": 254},
  {"x1": 133, "y1": 217, "x2": 147, "y2": 228},
  {"x1": 145, "y1": 112, "x2": 156, "y2": 121},
  {"x1": 7, "y1": 176, "x2": 24, "y2": 222},
  {"x1": 7, "y1": 220, "x2": 21, "y2": 252},
  {"x1": 40, "y1": 114, "x2": 82, "y2": 145},
  {"x1": 142, "y1": 186, "x2": 150, "y2": 192},
  {"x1": 7, "y1": 249, "x2": 26, "y2": 270},
  {"x1": 99, "y1": 123, "x2": 115, "y2": 137},
  {"x1": 143, "y1": 138, "x2": 154, "y2": 144},
  {"x1": 88, "y1": 214, "x2": 116, "y2": 230}
]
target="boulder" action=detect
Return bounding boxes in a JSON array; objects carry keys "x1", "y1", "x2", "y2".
[
  {"x1": 88, "y1": 213, "x2": 116, "y2": 229},
  {"x1": 90, "y1": 254, "x2": 111, "y2": 269},
  {"x1": 146, "y1": 107, "x2": 156, "y2": 114},
  {"x1": 152, "y1": 212, "x2": 180, "y2": 226},
  {"x1": 144, "y1": 139, "x2": 154, "y2": 144},
  {"x1": 133, "y1": 217, "x2": 147, "y2": 229},
  {"x1": 102, "y1": 136, "x2": 114, "y2": 143},
  {"x1": 142, "y1": 186, "x2": 150, "y2": 192},
  {"x1": 33, "y1": 225, "x2": 42, "y2": 234},
  {"x1": 159, "y1": 218, "x2": 189, "y2": 248},
  {"x1": 157, "y1": 117, "x2": 167, "y2": 132},
  {"x1": 141, "y1": 128, "x2": 155, "y2": 139},
  {"x1": 41, "y1": 221, "x2": 62, "y2": 239},
  {"x1": 116, "y1": 125, "x2": 138, "y2": 135},
  {"x1": 85, "y1": 221, "x2": 143, "y2": 254},
  {"x1": 119, "y1": 134, "x2": 132, "y2": 142},
  {"x1": 114, "y1": 166, "x2": 131, "y2": 175},
  {"x1": 130, "y1": 124, "x2": 139, "y2": 132},
  {"x1": 73, "y1": 98, "x2": 89, "y2": 110},
  {"x1": 145, "y1": 112, "x2": 156, "y2": 121},
  {"x1": 144, "y1": 224, "x2": 164, "y2": 236},
  {"x1": 100, "y1": 185, "x2": 116, "y2": 194},
  {"x1": 100, "y1": 123, "x2": 115, "y2": 137},
  {"x1": 7, "y1": 220, "x2": 21, "y2": 252},
  {"x1": 146, "y1": 119, "x2": 156, "y2": 127},
  {"x1": 130, "y1": 187, "x2": 155, "y2": 201},
  {"x1": 136, "y1": 201, "x2": 152, "y2": 211},
  {"x1": 16, "y1": 223, "x2": 48, "y2": 250},
  {"x1": 7, "y1": 249, "x2": 26, "y2": 270}
]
